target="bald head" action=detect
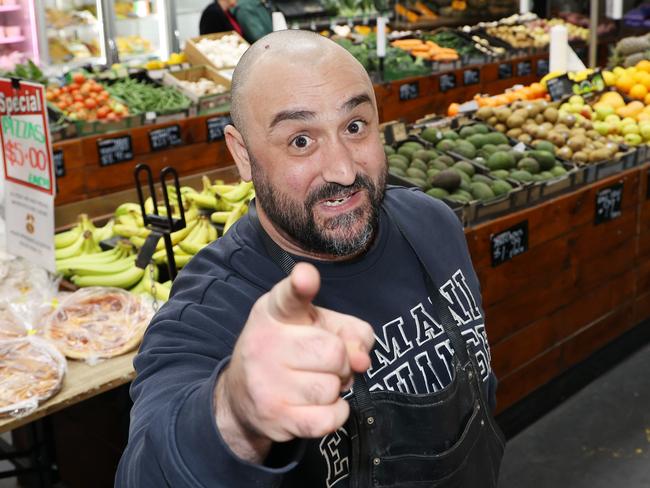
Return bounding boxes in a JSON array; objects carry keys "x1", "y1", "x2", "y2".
[{"x1": 229, "y1": 30, "x2": 372, "y2": 137}]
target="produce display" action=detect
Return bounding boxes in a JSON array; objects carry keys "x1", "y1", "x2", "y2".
[
  {"x1": 609, "y1": 33, "x2": 650, "y2": 69},
  {"x1": 44, "y1": 288, "x2": 153, "y2": 360},
  {"x1": 391, "y1": 38, "x2": 459, "y2": 62},
  {"x1": 324, "y1": 0, "x2": 377, "y2": 17},
  {"x1": 603, "y1": 61, "x2": 650, "y2": 103},
  {"x1": 526, "y1": 18, "x2": 589, "y2": 45},
  {"x1": 425, "y1": 30, "x2": 502, "y2": 59},
  {"x1": 176, "y1": 77, "x2": 228, "y2": 97},
  {"x1": 0, "y1": 338, "x2": 66, "y2": 417},
  {"x1": 447, "y1": 82, "x2": 548, "y2": 116},
  {"x1": 484, "y1": 24, "x2": 536, "y2": 49},
  {"x1": 117, "y1": 35, "x2": 154, "y2": 56},
  {"x1": 193, "y1": 34, "x2": 249, "y2": 69},
  {"x1": 104, "y1": 77, "x2": 192, "y2": 115},
  {"x1": 589, "y1": 91, "x2": 650, "y2": 146},
  {"x1": 2, "y1": 61, "x2": 47, "y2": 85},
  {"x1": 46, "y1": 73, "x2": 129, "y2": 122}
]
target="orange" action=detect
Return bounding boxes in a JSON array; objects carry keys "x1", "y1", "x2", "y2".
[
  {"x1": 637, "y1": 60, "x2": 650, "y2": 74},
  {"x1": 493, "y1": 95, "x2": 509, "y2": 106},
  {"x1": 448, "y1": 103, "x2": 460, "y2": 116},
  {"x1": 630, "y1": 83, "x2": 648, "y2": 100},
  {"x1": 616, "y1": 75, "x2": 634, "y2": 93},
  {"x1": 529, "y1": 82, "x2": 546, "y2": 97},
  {"x1": 602, "y1": 70, "x2": 616, "y2": 86}
]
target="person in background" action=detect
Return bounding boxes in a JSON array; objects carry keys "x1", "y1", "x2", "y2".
[
  {"x1": 199, "y1": 0, "x2": 243, "y2": 37},
  {"x1": 233, "y1": 0, "x2": 273, "y2": 43}
]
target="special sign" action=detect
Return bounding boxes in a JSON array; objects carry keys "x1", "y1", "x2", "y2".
[{"x1": 0, "y1": 80, "x2": 54, "y2": 195}]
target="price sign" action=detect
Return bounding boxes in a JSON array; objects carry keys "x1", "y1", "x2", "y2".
[
  {"x1": 207, "y1": 115, "x2": 231, "y2": 142},
  {"x1": 537, "y1": 58, "x2": 549, "y2": 77},
  {"x1": 595, "y1": 183, "x2": 623, "y2": 225},
  {"x1": 463, "y1": 68, "x2": 480, "y2": 86},
  {"x1": 516, "y1": 60, "x2": 532, "y2": 77},
  {"x1": 382, "y1": 122, "x2": 408, "y2": 145},
  {"x1": 97, "y1": 135, "x2": 133, "y2": 166},
  {"x1": 149, "y1": 124, "x2": 182, "y2": 151},
  {"x1": 491, "y1": 221, "x2": 528, "y2": 267},
  {"x1": 53, "y1": 149, "x2": 65, "y2": 177},
  {"x1": 546, "y1": 74, "x2": 573, "y2": 101},
  {"x1": 0, "y1": 78, "x2": 55, "y2": 272},
  {"x1": 498, "y1": 63, "x2": 513, "y2": 80},
  {"x1": 439, "y1": 73, "x2": 457, "y2": 93},
  {"x1": 399, "y1": 82, "x2": 420, "y2": 101}
]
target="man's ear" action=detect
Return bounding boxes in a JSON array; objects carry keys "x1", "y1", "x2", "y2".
[{"x1": 224, "y1": 125, "x2": 252, "y2": 181}]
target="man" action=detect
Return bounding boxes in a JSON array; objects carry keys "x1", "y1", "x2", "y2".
[
  {"x1": 200, "y1": 0, "x2": 272, "y2": 44},
  {"x1": 116, "y1": 30, "x2": 504, "y2": 487},
  {"x1": 199, "y1": 0, "x2": 241, "y2": 38}
]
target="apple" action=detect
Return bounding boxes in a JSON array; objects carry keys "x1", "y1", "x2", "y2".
[
  {"x1": 569, "y1": 95, "x2": 584, "y2": 106},
  {"x1": 624, "y1": 133, "x2": 642, "y2": 146},
  {"x1": 580, "y1": 106, "x2": 593, "y2": 119},
  {"x1": 639, "y1": 122, "x2": 650, "y2": 141},
  {"x1": 595, "y1": 104, "x2": 615, "y2": 120},
  {"x1": 605, "y1": 114, "x2": 621, "y2": 125},
  {"x1": 621, "y1": 117, "x2": 637, "y2": 127},
  {"x1": 594, "y1": 121, "x2": 611, "y2": 136},
  {"x1": 622, "y1": 124, "x2": 640, "y2": 136}
]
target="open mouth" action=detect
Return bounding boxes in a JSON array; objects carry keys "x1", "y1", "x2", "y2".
[{"x1": 320, "y1": 190, "x2": 361, "y2": 208}]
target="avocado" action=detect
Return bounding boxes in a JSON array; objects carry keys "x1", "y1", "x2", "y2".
[
  {"x1": 454, "y1": 140, "x2": 477, "y2": 159},
  {"x1": 426, "y1": 188, "x2": 450, "y2": 199},
  {"x1": 480, "y1": 144, "x2": 498, "y2": 157},
  {"x1": 436, "y1": 155, "x2": 455, "y2": 166},
  {"x1": 406, "y1": 167, "x2": 427, "y2": 180},
  {"x1": 420, "y1": 128, "x2": 440, "y2": 143},
  {"x1": 467, "y1": 134, "x2": 488, "y2": 149},
  {"x1": 491, "y1": 180, "x2": 513, "y2": 196},
  {"x1": 410, "y1": 159, "x2": 428, "y2": 172},
  {"x1": 388, "y1": 157, "x2": 409, "y2": 171},
  {"x1": 425, "y1": 150, "x2": 440, "y2": 160},
  {"x1": 460, "y1": 180, "x2": 473, "y2": 193},
  {"x1": 528, "y1": 150, "x2": 556, "y2": 171},
  {"x1": 473, "y1": 157, "x2": 487, "y2": 167},
  {"x1": 431, "y1": 169, "x2": 462, "y2": 192},
  {"x1": 486, "y1": 151, "x2": 516, "y2": 171},
  {"x1": 436, "y1": 139, "x2": 456, "y2": 152},
  {"x1": 401, "y1": 141, "x2": 424, "y2": 151},
  {"x1": 451, "y1": 167, "x2": 472, "y2": 185},
  {"x1": 397, "y1": 146, "x2": 416, "y2": 160},
  {"x1": 427, "y1": 168, "x2": 441, "y2": 179},
  {"x1": 472, "y1": 174, "x2": 493, "y2": 185},
  {"x1": 447, "y1": 193, "x2": 471, "y2": 204},
  {"x1": 389, "y1": 166, "x2": 406, "y2": 177},
  {"x1": 407, "y1": 177, "x2": 428, "y2": 189},
  {"x1": 428, "y1": 160, "x2": 448, "y2": 171},
  {"x1": 384, "y1": 145, "x2": 396, "y2": 155},
  {"x1": 452, "y1": 161, "x2": 476, "y2": 177},
  {"x1": 539, "y1": 171, "x2": 554, "y2": 180},
  {"x1": 472, "y1": 124, "x2": 490, "y2": 134},
  {"x1": 413, "y1": 149, "x2": 432, "y2": 162},
  {"x1": 388, "y1": 154, "x2": 409, "y2": 166},
  {"x1": 517, "y1": 157, "x2": 540, "y2": 174},
  {"x1": 485, "y1": 132, "x2": 509, "y2": 146},
  {"x1": 509, "y1": 170, "x2": 534, "y2": 183},
  {"x1": 441, "y1": 130, "x2": 459, "y2": 141},
  {"x1": 490, "y1": 170, "x2": 510, "y2": 179},
  {"x1": 453, "y1": 189, "x2": 473, "y2": 200},
  {"x1": 459, "y1": 126, "x2": 476, "y2": 139},
  {"x1": 470, "y1": 182, "x2": 496, "y2": 201},
  {"x1": 533, "y1": 141, "x2": 557, "y2": 155}
]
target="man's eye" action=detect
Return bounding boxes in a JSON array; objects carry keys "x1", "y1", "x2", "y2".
[
  {"x1": 347, "y1": 120, "x2": 367, "y2": 134},
  {"x1": 291, "y1": 135, "x2": 312, "y2": 149}
]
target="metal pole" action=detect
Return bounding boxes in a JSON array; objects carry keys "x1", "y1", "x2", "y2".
[{"x1": 589, "y1": 0, "x2": 599, "y2": 68}]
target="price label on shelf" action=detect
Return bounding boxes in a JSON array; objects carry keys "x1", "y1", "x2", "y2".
[
  {"x1": 537, "y1": 59, "x2": 550, "y2": 77},
  {"x1": 0, "y1": 78, "x2": 55, "y2": 272},
  {"x1": 97, "y1": 135, "x2": 134, "y2": 166},
  {"x1": 498, "y1": 63, "x2": 513, "y2": 80},
  {"x1": 595, "y1": 183, "x2": 623, "y2": 225},
  {"x1": 490, "y1": 221, "x2": 528, "y2": 267},
  {"x1": 53, "y1": 149, "x2": 65, "y2": 177},
  {"x1": 439, "y1": 73, "x2": 457, "y2": 93},
  {"x1": 399, "y1": 82, "x2": 420, "y2": 101},
  {"x1": 149, "y1": 125, "x2": 182, "y2": 151},
  {"x1": 516, "y1": 60, "x2": 532, "y2": 77},
  {"x1": 207, "y1": 115, "x2": 232, "y2": 142},
  {"x1": 463, "y1": 68, "x2": 480, "y2": 86}
]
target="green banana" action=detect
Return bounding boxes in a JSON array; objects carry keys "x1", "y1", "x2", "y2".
[
  {"x1": 115, "y1": 202, "x2": 142, "y2": 217},
  {"x1": 68, "y1": 256, "x2": 137, "y2": 276},
  {"x1": 71, "y1": 264, "x2": 145, "y2": 289},
  {"x1": 55, "y1": 225, "x2": 83, "y2": 249},
  {"x1": 93, "y1": 219, "x2": 115, "y2": 242},
  {"x1": 55, "y1": 230, "x2": 90, "y2": 260}
]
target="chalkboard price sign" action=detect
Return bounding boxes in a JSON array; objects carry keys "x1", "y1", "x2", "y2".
[
  {"x1": 537, "y1": 59, "x2": 549, "y2": 77},
  {"x1": 207, "y1": 116, "x2": 232, "y2": 142},
  {"x1": 546, "y1": 74, "x2": 573, "y2": 101},
  {"x1": 399, "y1": 82, "x2": 420, "y2": 101},
  {"x1": 439, "y1": 73, "x2": 457, "y2": 93},
  {"x1": 516, "y1": 60, "x2": 532, "y2": 77},
  {"x1": 149, "y1": 125, "x2": 183, "y2": 151},
  {"x1": 595, "y1": 183, "x2": 623, "y2": 224},
  {"x1": 97, "y1": 136, "x2": 134, "y2": 167},
  {"x1": 463, "y1": 68, "x2": 480, "y2": 86},
  {"x1": 53, "y1": 149, "x2": 65, "y2": 178},
  {"x1": 491, "y1": 221, "x2": 529, "y2": 267},
  {"x1": 498, "y1": 63, "x2": 513, "y2": 80}
]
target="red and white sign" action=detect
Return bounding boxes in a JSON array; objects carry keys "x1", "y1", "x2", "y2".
[{"x1": 0, "y1": 78, "x2": 55, "y2": 272}]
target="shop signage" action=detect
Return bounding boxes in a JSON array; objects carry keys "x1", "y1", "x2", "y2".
[
  {"x1": 97, "y1": 135, "x2": 134, "y2": 167},
  {"x1": 546, "y1": 71, "x2": 606, "y2": 102},
  {"x1": 516, "y1": 60, "x2": 532, "y2": 77},
  {"x1": 463, "y1": 68, "x2": 480, "y2": 86},
  {"x1": 53, "y1": 149, "x2": 65, "y2": 178},
  {"x1": 491, "y1": 220, "x2": 528, "y2": 267},
  {"x1": 206, "y1": 115, "x2": 231, "y2": 142},
  {"x1": 439, "y1": 73, "x2": 457, "y2": 93},
  {"x1": 399, "y1": 82, "x2": 420, "y2": 101},
  {"x1": 381, "y1": 122, "x2": 408, "y2": 145},
  {"x1": 498, "y1": 63, "x2": 513, "y2": 80},
  {"x1": 537, "y1": 59, "x2": 550, "y2": 77},
  {"x1": 595, "y1": 183, "x2": 623, "y2": 225},
  {"x1": 0, "y1": 77, "x2": 55, "y2": 272},
  {"x1": 149, "y1": 124, "x2": 182, "y2": 151}
]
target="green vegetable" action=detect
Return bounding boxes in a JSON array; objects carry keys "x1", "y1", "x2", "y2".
[
  {"x1": 104, "y1": 77, "x2": 191, "y2": 115},
  {"x1": 4, "y1": 61, "x2": 47, "y2": 85}
]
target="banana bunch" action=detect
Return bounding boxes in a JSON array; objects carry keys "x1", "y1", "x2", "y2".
[
  {"x1": 209, "y1": 180, "x2": 255, "y2": 234},
  {"x1": 55, "y1": 214, "x2": 105, "y2": 261},
  {"x1": 130, "y1": 264, "x2": 172, "y2": 302}
]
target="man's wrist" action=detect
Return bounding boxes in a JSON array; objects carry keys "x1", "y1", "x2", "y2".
[{"x1": 214, "y1": 367, "x2": 273, "y2": 464}]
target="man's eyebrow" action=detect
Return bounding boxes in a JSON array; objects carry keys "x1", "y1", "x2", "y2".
[
  {"x1": 269, "y1": 110, "x2": 316, "y2": 130},
  {"x1": 341, "y1": 93, "x2": 372, "y2": 112}
]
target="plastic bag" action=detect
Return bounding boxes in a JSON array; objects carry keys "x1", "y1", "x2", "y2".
[
  {"x1": 0, "y1": 337, "x2": 67, "y2": 418},
  {"x1": 44, "y1": 287, "x2": 154, "y2": 362}
]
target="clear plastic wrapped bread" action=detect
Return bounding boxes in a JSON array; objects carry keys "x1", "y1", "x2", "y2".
[
  {"x1": 0, "y1": 337, "x2": 67, "y2": 418},
  {"x1": 44, "y1": 287, "x2": 154, "y2": 361}
]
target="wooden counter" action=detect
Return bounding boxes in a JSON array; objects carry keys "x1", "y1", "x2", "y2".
[{"x1": 0, "y1": 351, "x2": 136, "y2": 434}]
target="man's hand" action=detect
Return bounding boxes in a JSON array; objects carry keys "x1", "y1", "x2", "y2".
[{"x1": 214, "y1": 262, "x2": 375, "y2": 462}]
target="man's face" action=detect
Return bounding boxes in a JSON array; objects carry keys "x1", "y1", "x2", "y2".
[{"x1": 242, "y1": 55, "x2": 387, "y2": 257}]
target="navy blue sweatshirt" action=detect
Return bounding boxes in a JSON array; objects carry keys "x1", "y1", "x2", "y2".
[{"x1": 116, "y1": 186, "x2": 496, "y2": 487}]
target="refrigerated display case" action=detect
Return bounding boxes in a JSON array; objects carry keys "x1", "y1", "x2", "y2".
[{"x1": 0, "y1": 0, "x2": 40, "y2": 71}]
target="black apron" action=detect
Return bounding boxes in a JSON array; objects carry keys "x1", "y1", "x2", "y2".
[{"x1": 250, "y1": 202, "x2": 505, "y2": 487}]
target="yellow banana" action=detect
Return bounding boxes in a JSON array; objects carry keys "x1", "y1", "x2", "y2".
[
  {"x1": 222, "y1": 181, "x2": 254, "y2": 203},
  {"x1": 71, "y1": 265, "x2": 145, "y2": 289},
  {"x1": 54, "y1": 224, "x2": 83, "y2": 249},
  {"x1": 55, "y1": 230, "x2": 90, "y2": 260},
  {"x1": 210, "y1": 211, "x2": 230, "y2": 224},
  {"x1": 223, "y1": 203, "x2": 247, "y2": 235}
]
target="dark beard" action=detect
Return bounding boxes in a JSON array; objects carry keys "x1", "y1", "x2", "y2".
[{"x1": 251, "y1": 156, "x2": 387, "y2": 257}]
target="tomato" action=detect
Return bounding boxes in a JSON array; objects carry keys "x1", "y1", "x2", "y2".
[
  {"x1": 97, "y1": 92, "x2": 109, "y2": 103},
  {"x1": 61, "y1": 85, "x2": 70, "y2": 94},
  {"x1": 72, "y1": 73, "x2": 86, "y2": 84},
  {"x1": 91, "y1": 83, "x2": 104, "y2": 93},
  {"x1": 73, "y1": 101, "x2": 84, "y2": 111},
  {"x1": 73, "y1": 94, "x2": 84, "y2": 102},
  {"x1": 68, "y1": 83, "x2": 80, "y2": 92},
  {"x1": 57, "y1": 101, "x2": 68, "y2": 111},
  {"x1": 96, "y1": 106, "x2": 109, "y2": 119},
  {"x1": 106, "y1": 112, "x2": 119, "y2": 121},
  {"x1": 84, "y1": 98, "x2": 97, "y2": 109},
  {"x1": 46, "y1": 92, "x2": 55, "y2": 102},
  {"x1": 80, "y1": 83, "x2": 92, "y2": 95}
]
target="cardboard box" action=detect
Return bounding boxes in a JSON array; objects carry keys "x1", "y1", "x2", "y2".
[
  {"x1": 184, "y1": 31, "x2": 249, "y2": 71},
  {"x1": 162, "y1": 65, "x2": 231, "y2": 115}
]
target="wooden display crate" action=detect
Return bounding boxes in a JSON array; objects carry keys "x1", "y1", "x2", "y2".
[
  {"x1": 183, "y1": 31, "x2": 249, "y2": 71},
  {"x1": 162, "y1": 65, "x2": 231, "y2": 115}
]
